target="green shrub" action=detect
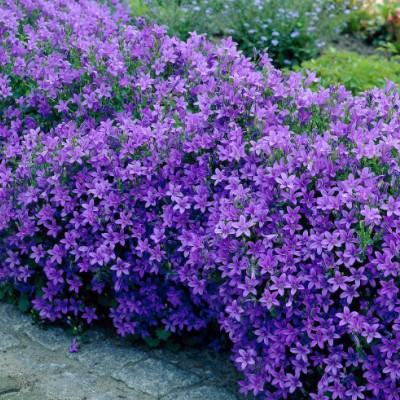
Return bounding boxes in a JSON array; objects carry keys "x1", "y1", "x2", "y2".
[
  {"x1": 343, "y1": 0, "x2": 400, "y2": 55},
  {"x1": 343, "y1": 0, "x2": 382, "y2": 36},
  {"x1": 129, "y1": 0, "x2": 355, "y2": 67},
  {"x1": 226, "y1": 0, "x2": 352, "y2": 67},
  {"x1": 293, "y1": 49, "x2": 400, "y2": 93},
  {"x1": 130, "y1": 0, "x2": 228, "y2": 42}
]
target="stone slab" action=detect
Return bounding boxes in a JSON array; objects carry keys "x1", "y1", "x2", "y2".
[
  {"x1": 0, "y1": 347, "x2": 67, "y2": 377},
  {"x1": 1, "y1": 394, "x2": 49, "y2": 400},
  {"x1": 0, "y1": 302, "x2": 31, "y2": 332},
  {"x1": 112, "y1": 358, "x2": 201, "y2": 398},
  {"x1": 35, "y1": 371, "x2": 97, "y2": 400},
  {"x1": 24, "y1": 325, "x2": 70, "y2": 352},
  {"x1": 77, "y1": 342, "x2": 147, "y2": 376},
  {"x1": 0, "y1": 303, "x2": 240, "y2": 400},
  {"x1": 0, "y1": 332, "x2": 20, "y2": 351},
  {"x1": 86, "y1": 389, "x2": 154, "y2": 400},
  {"x1": 163, "y1": 386, "x2": 237, "y2": 400},
  {"x1": 0, "y1": 377, "x2": 20, "y2": 396}
]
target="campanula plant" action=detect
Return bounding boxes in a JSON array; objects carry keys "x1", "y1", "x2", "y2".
[{"x1": 1, "y1": 1, "x2": 400, "y2": 399}]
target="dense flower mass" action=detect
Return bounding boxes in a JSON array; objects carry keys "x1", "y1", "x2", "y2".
[{"x1": 1, "y1": 1, "x2": 400, "y2": 399}]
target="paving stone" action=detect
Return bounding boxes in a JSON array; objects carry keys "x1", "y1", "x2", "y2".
[
  {"x1": 0, "y1": 377, "x2": 20, "y2": 396},
  {"x1": 24, "y1": 325, "x2": 70, "y2": 352},
  {"x1": 162, "y1": 386, "x2": 237, "y2": 400},
  {"x1": 0, "y1": 302, "x2": 240, "y2": 400},
  {"x1": 77, "y1": 342, "x2": 147, "y2": 376},
  {"x1": 86, "y1": 389, "x2": 154, "y2": 400},
  {"x1": 0, "y1": 332, "x2": 20, "y2": 351},
  {"x1": 0, "y1": 347, "x2": 67, "y2": 377},
  {"x1": 79, "y1": 327, "x2": 111, "y2": 343},
  {"x1": 23, "y1": 358, "x2": 68, "y2": 375},
  {"x1": 35, "y1": 371, "x2": 97, "y2": 400},
  {"x1": 0, "y1": 302, "x2": 31, "y2": 332},
  {"x1": 1, "y1": 394, "x2": 49, "y2": 400},
  {"x1": 112, "y1": 358, "x2": 201, "y2": 398}
]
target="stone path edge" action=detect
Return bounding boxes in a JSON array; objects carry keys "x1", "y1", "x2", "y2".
[{"x1": 0, "y1": 301, "x2": 241, "y2": 400}]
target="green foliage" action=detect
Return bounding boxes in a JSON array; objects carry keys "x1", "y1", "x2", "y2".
[
  {"x1": 226, "y1": 0, "x2": 352, "y2": 67},
  {"x1": 376, "y1": 0, "x2": 400, "y2": 20},
  {"x1": 129, "y1": 0, "x2": 355, "y2": 67},
  {"x1": 373, "y1": 1, "x2": 400, "y2": 54},
  {"x1": 143, "y1": 328, "x2": 175, "y2": 349},
  {"x1": 0, "y1": 283, "x2": 31, "y2": 313},
  {"x1": 0, "y1": 282, "x2": 13, "y2": 301},
  {"x1": 343, "y1": 1, "x2": 372, "y2": 34},
  {"x1": 130, "y1": 0, "x2": 151, "y2": 15},
  {"x1": 17, "y1": 293, "x2": 31, "y2": 312},
  {"x1": 144, "y1": 335, "x2": 161, "y2": 348},
  {"x1": 130, "y1": 0, "x2": 228, "y2": 42},
  {"x1": 343, "y1": 0, "x2": 383, "y2": 36},
  {"x1": 345, "y1": 0, "x2": 400, "y2": 54},
  {"x1": 156, "y1": 327, "x2": 172, "y2": 341},
  {"x1": 293, "y1": 49, "x2": 400, "y2": 94}
]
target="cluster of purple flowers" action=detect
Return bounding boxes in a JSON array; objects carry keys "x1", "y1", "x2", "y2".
[{"x1": 1, "y1": 1, "x2": 400, "y2": 399}]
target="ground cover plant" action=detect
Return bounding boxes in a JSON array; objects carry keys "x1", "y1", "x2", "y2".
[
  {"x1": 1, "y1": 0, "x2": 400, "y2": 399},
  {"x1": 293, "y1": 49, "x2": 400, "y2": 94},
  {"x1": 130, "y1": 0, "x2": 356, "y2": 67}
]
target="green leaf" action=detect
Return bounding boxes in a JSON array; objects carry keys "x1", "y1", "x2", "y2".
[
  {"x1": 144, "y1": 336, "x2": 161, "y2": 348},
  {"x1": 166, "y1": 341, "x2": 180, "y2": 352},
  {"x1": 156, "y1": 328, "x2": 172, "y2": 341},
  {"x1": 18, "y1": 294, "x2": 31, "y2": 313},
  {"x1": 98, "y1": 295, "x2": 111, "y2": 308}
]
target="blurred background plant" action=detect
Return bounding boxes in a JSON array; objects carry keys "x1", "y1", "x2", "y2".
[
  {"x1": 130, "y1": 0, "x2": 356, "y2": 68},
  {"x1": 344, "y1": 0, "x2": 400, "y2": 53},
  {"x1": 130, "y1": 0, "x2": 228, "y2": 41},
  {"x1": 291, "y1": 49, "x2": 400, "y2": 93},
  {"x1": 377, "y1": 0, "x2": 400, "y2": 52},
  {"x1": 129, "y1": 0, "x2": 400, "y2": 93},
  {"x1": 226, "y1": 0, "x2": 356, "y2": 68},
  {"x1": 343, "y1": 0, "x2": 382, "y2": 37}
]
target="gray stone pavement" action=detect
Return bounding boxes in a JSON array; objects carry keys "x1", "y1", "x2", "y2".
[{"x1": 0, "y1": 302, "x2": 241, "y2": 400}]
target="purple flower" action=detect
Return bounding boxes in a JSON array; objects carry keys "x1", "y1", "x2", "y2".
[
  {"x1": 1, "y1": 1, "x2": 400, "y2": 398},
  {"x1": 82, "y1": 307, "x2": 98, "y2": 324},
  {"x1": 345, "y1": 384, "x2": 365, "y2": 400},
  {"x1": 110, "y1": 258, "x2": 130, "y2": 278},
  {"x1": 328, "y1": 271, "x2": 350, "y2": 292},
  {"x1": 235, "y1": 349, "x2": 256, "y2": 370},
  {"x1": 232, "y1": 215, "x2": 254, "y2": 237},
  {"x1": 69, "y1": 339, "x2": 79, "y2": 353},
  {"x1": 360, "y1": 206, "x2": 381, "y2": 226}
]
